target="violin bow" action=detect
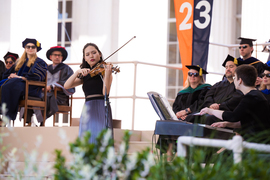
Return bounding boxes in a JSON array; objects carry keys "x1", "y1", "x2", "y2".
[{"x1": 103, "y1": 36, "x2": 136, "y2": 62}]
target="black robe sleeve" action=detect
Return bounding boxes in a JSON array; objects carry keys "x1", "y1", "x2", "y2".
[
  {"x1": 0, "y1": 61, "x2": 6, "y2": 81},
  {"x1": 219, "y1": 90, "x2": 243, "y2": 111},
  {"x1": 55, "y1": 65, "x2": 75, "y2": 105},
  {"x1": 200, "y1": 81, "x2": 221, "y2": 108},
  {"x1": 188, "y1": 86, "x2": 210, "y2": 112}
]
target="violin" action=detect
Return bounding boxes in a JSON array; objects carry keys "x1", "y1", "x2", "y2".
[
  {"x1": 84, "y1": 61, "x2": 120, "y2": 78},
  {"x1": 77, "y1": 36, "x2": 135, "y2": 79}
]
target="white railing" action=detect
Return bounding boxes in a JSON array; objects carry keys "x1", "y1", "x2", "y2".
[{"x1": 177, "y1": 135, "x2": 270, "y2": 164}]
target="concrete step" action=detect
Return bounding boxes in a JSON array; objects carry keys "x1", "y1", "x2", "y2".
[{"x1": 1, "y1": 127, "x2": 154, "y2": 162}]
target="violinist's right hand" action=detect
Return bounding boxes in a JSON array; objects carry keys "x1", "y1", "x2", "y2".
[{"x1": 76, "y1": 68, "x2": 90, "y2": 79}]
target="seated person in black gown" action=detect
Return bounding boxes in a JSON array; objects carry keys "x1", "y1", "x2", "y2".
[
  {"x1": 173, "y1": 65, "x2": 211, "y2": 120},
  {"x1": 200, "y1": 65, "x2": 270, "y2": 143},
  {"x1": 3, "y1": 51, "x2": 19, "y2": 70},
  {"x1": 185, "y1": 55, "x2": 244, "y2": 125},
  {"x1": 259, "y1": 64, "x2": 270, "y2": 104},
  {"x1": 166, "y1": 65, "x2": 211, "y2": 160}
]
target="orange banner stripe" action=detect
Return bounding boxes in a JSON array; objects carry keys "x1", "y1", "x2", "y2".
[{"x1": 174, "y1": 0, "x2": 194, "y2": 86}]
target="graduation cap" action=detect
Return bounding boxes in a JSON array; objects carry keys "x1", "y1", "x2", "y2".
[
  {"x1": 185, "y1": 65, "x2": 208, "y2": 76},
  {"x1": 238, "y1": 37, "x2": 256, "y2": 47},
  {"x1": 222, "y1": 54, "x2": 241, "y2": 67},
  {"x1": 3, "y1": 51, "x2": 19, "y2": 62},
  {"x1": 22, "y1": 38, "x2": 42, "y2": 52}
]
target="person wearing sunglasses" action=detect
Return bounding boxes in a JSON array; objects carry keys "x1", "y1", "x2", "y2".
[
  {"x1": 259, "y1": 64, "x2": 270, "y2": 104},
  {"x1": 3, "y1": 51, "x2": 19, "y2": 70},
  {"x1": 173, "y1": 65, "x2": 211, "y2": 120},
  {"x1": 201, "y1": 65, "x2": 270, "y2": 143},
  {"x1": 0, "y1": 38, "x2": 47, "y2": 125},
  {"x1": 237, "y1": 37, "x2": 265, "y2": 87}
]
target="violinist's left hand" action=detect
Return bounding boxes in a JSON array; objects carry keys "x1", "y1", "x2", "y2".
[{"x1": 104, "y1": 63, "x2": 113, "y2": 76}]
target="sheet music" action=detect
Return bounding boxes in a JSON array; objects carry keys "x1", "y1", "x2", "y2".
[{"x1": 147, "y1": 91, "x2": 178, "y2": 121}]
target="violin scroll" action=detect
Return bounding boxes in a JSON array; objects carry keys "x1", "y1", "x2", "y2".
[{"x1": 112, "y1": 65, "x2": 120, "y2": 74}]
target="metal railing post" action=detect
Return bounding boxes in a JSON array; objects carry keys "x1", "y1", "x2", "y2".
[{"x1": 131, "y1": 62, "x2": 138, "y2": 130}]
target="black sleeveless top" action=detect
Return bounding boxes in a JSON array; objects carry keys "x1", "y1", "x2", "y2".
[{"x1": 82, "y1": 74, "x2": 103, "y2": 97}]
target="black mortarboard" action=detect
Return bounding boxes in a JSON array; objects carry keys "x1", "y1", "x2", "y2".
[
  {"x1": 185, "y1": 65, "x2": 208, "y2": 76},
  {"x1": 222, "y1": 54, "x2": 242, "y2": 67},
  {"x1": 238, "y1": 37, "x2": 256, "y2": 47},
  {"x1": 3, "y1": 51, "x2": 19, "y2": 62},
  {"x1": 22, "y1": 38, "x2": 42, "y2": 52}
]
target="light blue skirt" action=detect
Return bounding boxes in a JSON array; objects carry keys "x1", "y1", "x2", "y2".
[{"x1": 78, "y1": 99, "x2": 113, "y2": 144}]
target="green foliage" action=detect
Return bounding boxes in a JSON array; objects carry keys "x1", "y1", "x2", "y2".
[
  {"x1": 53, "y1": 129, "x2": 270, "y2": 180},
  {"x1": 148, "y1": 148, "x2": 270, "y2": 180}
]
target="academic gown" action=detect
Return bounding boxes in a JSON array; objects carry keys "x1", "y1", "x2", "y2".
[
  {"x1": 237, "y1": 57, "x2": 265, "y2": 77},
  {"x1": 201, "y1": 79, "x2": 237, "y2": 109},
  {"x1": 47, "y1": 63, "x2": 75, "y2": 105},
  {"x1": 173, "y1": 83, "x2": 211, "y2": 114},
  {"x1": 0, "y1": 58, "x2": 47, "y2": 120},
  {"x1": 223, "y1": 90, "x2": 270, "y2": 142}
]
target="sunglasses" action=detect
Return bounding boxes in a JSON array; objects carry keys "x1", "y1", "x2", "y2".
[
  {"x1": 5, "y1": 61, "x2": 14, "y2": 65},
  {"x1": 262, "y1": 73, "x2": 270, "y2": 78},
  {"x1": 239, "y1": 45, "x2": 248, "y2": 49},
  {"x1": 25, "y1": 45, "x2": 37, "y2": 49},
  {"x1": 188, "y1": 72, "x2": 199, "y2": 77}
]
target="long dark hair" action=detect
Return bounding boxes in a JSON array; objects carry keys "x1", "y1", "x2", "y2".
[{"x1": 80, "y1": 43, "x2": 103, "y2": 69}]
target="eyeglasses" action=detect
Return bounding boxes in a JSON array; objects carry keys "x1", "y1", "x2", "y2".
[
  {"x1": 261, "y1": 73, "x2": 270, "y2": 78},
  {"x1": 25, "y1": 45, "x2": 37, "y2": 49},
  {"x1": 5, "y1": 61, "x2": 14, "y2": 65},
  {"x1": 188, "y1": 72, "x2": 199, "y2": 77},
  {"x1": 239, "y1": 45, "x2": 248, "y2": 49},
  {"x1": 51, "y1": 54, "x2": 63, "y2": 57}
]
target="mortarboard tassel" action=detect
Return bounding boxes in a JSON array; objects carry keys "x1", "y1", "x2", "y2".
[{"x1": 234, "y1": 58, "x2": 238, "y2": 65}]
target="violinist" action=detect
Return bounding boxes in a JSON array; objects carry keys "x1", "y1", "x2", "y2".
[{"x1": 64, "y1": 43, "x2": 113, "y2": 143}]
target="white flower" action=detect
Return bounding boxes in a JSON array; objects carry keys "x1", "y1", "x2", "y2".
[
  {"x1": 100, "y1": 129, "x2": 112, "y2": 152},
  {"x1": 35, "y1": 135, "x2": 43, "y2": 148},
  {"x1": 79, "y1": 164, "x2": 93, "y2": 179},
  {"x1": 106, "y1": 147, "x2": 115, "y2": 166},
  {"x1": 124, "y1": 152, "x2": 138, "y2": 177},
  {"x1": 117, "y1": 142, "x2": 126, "y2": 162},
  {"x1": 140, "y1": 153, "x2": 155, "y2": 177}
]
